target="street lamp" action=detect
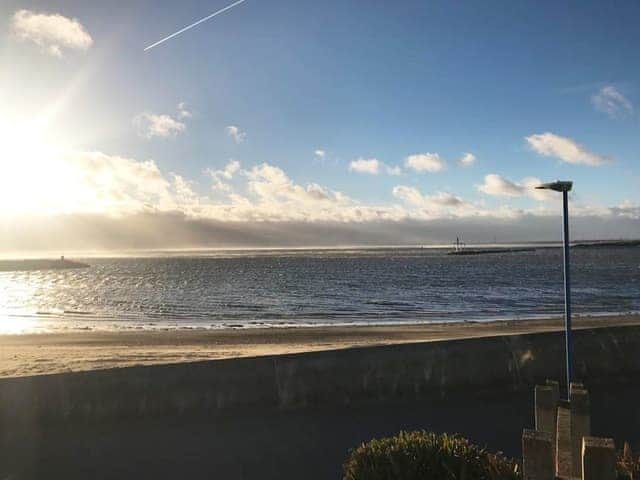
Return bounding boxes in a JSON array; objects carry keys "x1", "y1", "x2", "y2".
[{"x1": 536, "y1": 180, "x2": 573, "y2": 398}]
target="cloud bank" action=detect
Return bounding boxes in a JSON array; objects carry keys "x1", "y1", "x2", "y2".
[
  {"x1": 4, "y1": 210, "x2": 639, "y2": 254},
  {"x1": 1, "y1": 146, "x2": 637, "y2": 252}
]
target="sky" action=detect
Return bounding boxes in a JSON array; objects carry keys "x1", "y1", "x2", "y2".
[{"x1": 0, "y1": 0, "x2": 639, "y2": 252}]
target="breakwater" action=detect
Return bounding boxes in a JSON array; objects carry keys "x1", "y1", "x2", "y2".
[{"x1": 0, "y1": 258, "x2": 88, "y2": 272}]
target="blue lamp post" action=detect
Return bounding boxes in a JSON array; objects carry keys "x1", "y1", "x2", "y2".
[{"x1": 536, "y1": 181, "x2": 573, "y2": 398}]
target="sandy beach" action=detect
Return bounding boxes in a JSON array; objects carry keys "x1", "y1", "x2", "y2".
[{"x1": 1, "y1": 314, "x2": 639, "y2": 378}]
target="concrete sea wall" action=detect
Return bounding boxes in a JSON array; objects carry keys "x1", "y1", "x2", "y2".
[{"x1": 1, "y1": 325, "x2": 639, "y2": 425}]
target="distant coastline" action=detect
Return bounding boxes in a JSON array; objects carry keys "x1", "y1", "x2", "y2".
[
  {"x1": 2, "y1": 239, "x2": 638, "y2": 260},
  {"x1": 572, "y1": 239, "x2": 640, "y2": 248}
]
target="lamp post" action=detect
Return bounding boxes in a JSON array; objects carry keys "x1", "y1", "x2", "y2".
[{"x1": 536, "y1": 181, "x2": 573, "y2": 398}]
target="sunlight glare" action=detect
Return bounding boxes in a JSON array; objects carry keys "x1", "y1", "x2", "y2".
[
  {"x1": 0, "y1": 115, "x2": 81, "y2": 216},
  {"x1": 0, "y1": 314, "x2": 39, "y2": 335}
]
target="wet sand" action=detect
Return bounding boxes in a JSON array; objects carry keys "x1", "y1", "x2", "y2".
[{"x1": 1, "y1": 314, "x2": 639, "y2": 378}]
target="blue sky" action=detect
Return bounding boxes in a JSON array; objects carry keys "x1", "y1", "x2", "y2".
[{"x1": 0, "y1": 0, "x2": 639, "y2": 249}]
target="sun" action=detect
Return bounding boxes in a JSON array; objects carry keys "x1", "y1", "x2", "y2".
[{"x1": 0, "y1": 115, "x2": 81, "y2": 216}]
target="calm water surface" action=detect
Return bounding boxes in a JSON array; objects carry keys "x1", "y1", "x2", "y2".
[{"x1": 1, "y1": 247, "x2": 638, "y2": 333}]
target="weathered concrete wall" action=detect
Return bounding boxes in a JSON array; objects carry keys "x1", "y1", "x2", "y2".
[{"x1": 1, "y1": 325, "x2": 639, "y2": 425}]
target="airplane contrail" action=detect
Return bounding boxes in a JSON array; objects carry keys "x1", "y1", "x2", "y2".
[{"x1": 144, "y1": 0, "x2": 248, "y2": 51}]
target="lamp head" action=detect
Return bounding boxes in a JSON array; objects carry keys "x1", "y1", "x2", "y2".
[{"x1": 535, "y1": 181, "x2": 573, "y2": 192}]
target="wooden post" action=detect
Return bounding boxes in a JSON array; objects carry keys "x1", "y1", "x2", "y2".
[
  {"x1": 570, "y1": 384, "x2": 591, "y2": 478},
  {"x1": 522, "y1": 429, "x2": 554, "y2": 480},
  {"x1": 556, "y1": 400, "x2": 572, "y2": 478},
  {"x1": 535, "y1": 381, "x2": 559, "y2": 452}
]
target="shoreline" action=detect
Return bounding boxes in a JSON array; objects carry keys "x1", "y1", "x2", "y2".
[
  {"x1": 1, "y1": 313, "x2": 639, "y2": 379},
  {"x1": 4, "y1": 309, "x2": 639, "y2": 335}
]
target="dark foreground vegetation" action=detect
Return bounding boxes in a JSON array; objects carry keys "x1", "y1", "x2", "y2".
[
  {"x1": 618, "y1": 443, "x2": 640, "y2": 480},
  {"x1": 343, "y1": 431, "x2": 520, "y2": 480}
]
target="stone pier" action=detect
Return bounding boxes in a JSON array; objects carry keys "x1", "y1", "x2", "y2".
[
  {"x1": 570, "y1": 384, "x2": 591, "y2": 478},
  {"x1": 582, "y1": 436, "x2": 616, "y2": 480},
  {"x1": 522, "y1": 381, "x2": 616, "y2": 480},
  {"x1": 522, "y1": 429, "x2": 554, "y2": 480},
  {"x1": 535, "y1": 380, "x2": 559, "y2": 448},
  {"x1": 556, "y1": 400, "x2": 573, "y2": 478}
]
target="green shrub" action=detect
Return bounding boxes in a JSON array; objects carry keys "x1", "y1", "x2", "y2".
[
  {"x1": 343, "y1": 430, "x2": 520, "y2": 480},
  {"x1": 617, "y1": 442, "x2": 640, "y2": 480}
]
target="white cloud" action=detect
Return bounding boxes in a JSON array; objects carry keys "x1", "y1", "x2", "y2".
[
  {"x1": 458, "y1": 152, "x2": 476, "y2": 167},
  {"x1": 525, "y1": 132, "x2": 609, "y2": 166},
  {"x1": 314, "y1": 149, "x2": 326, "y2": 158},
  {"x1": 222, "y1": 160, "x2": 240, "y2": 178},
  {"x1": 612, "y1": 201, "x2": 640, "y2": 219},
  {"x1": 170, "y1": 174, "x2": 199, "y2": 205},
  {"x1": 349, "y1": 158, "x2": 381, "y2": 175},
  {"x1": 178, "y1": 102, "x2": 192, "y2": 119},
  {"x1": 478, "y1": 174, "x2": 523, "y2": 197},
  {"x1": 226, "y1": 125, "x2": 246, "y2": 143},
  {"x1": 134, "y1": 113, "x2": 186, "y2": 139},
  {"x1": 205, "y1": 160, "x2": 241, "y2": 192},
  {"x1": 349, "y1": 158, "x2": 402, "y2": 176},
  {"x1": 405, "y1": 153, "x2": 445, "y2": 173},
  {"x1": 3, "y1": 150, "x2": 190, "y2": 215},
  {"x1": 247, "y1": 163, "x2": 333, "y2": 204},
  {"x1": 233, "y1": 163, "x2": 376, "y2": 222},
  {"x1": 393, "y1": 186, "x2": 467, "y2": 210},
  {"x1": 523, "y1": 179, "x2": 557, "y2": 201},
  {"x1": 477, "y1": 174, "x2": 552, "y2": 201},
  {"x1": 11, "y1": 9, "x2": 93, "y2": 57},
  {"x1": 591, "y1": 86, "x2": 633, "y2": 119},
  {"x1": 64, "y1": 152, "x2": 181, "y2": 211}
]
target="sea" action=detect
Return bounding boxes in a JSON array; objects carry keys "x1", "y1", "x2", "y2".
[{"x1": 1, "y1": 246, "x2": 638, "y2": 334}]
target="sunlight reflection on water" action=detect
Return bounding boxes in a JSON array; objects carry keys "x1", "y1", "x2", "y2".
[
  {"x1": 0, "y1": 247, "x2": 638, "y2": 334},
  {"x1": 0, "y1": 314, "x2": 40, "y2": 335}
]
